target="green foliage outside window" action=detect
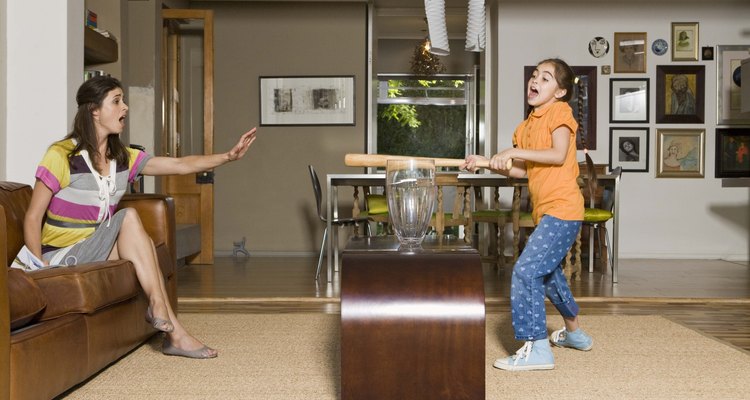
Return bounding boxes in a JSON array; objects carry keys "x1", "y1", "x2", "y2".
[{"x1": 377, "y1": 78, "x2": 467, "y2": 160}]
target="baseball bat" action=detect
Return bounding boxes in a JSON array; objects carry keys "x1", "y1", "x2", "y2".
[{"x1": 344, "y1": 153, "x2": 513, "y2": 170}]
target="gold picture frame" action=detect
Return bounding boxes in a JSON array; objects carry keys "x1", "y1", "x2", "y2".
[
  {"x1": 655, "y1": 128, "x2": 705, "y2": 178},
  {"x1": 671, "y1": 22, "x2": 699, "y2": 61},
  {"x1": 614, "y1": 32, "x2": 647, "y2": 73}
]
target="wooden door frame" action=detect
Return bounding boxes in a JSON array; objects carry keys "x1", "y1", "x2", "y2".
[{"x1": 161, "y1": 9, "x2": 215, "y2": 264}]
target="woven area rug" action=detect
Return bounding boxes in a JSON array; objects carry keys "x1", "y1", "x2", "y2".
[{"x1": 62, "y1": 313, "x2": 750, "y2": 400}]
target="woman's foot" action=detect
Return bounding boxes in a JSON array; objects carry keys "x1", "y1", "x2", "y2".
[
  {"x1": 145, "y1": 305, "x2": 174, "y2": 333},
  {"x1": 162, "y1": 335, "x2": 218, "y2": 359}
]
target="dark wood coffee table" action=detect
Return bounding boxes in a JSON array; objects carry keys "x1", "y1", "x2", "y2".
[{"x1": 340, "y1": 236, "x2": 485, "y2": 400}]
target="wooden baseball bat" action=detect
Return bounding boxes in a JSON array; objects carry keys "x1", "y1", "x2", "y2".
[{"x1": 344, "y1": 153, "x2": 513, "y2": 170}]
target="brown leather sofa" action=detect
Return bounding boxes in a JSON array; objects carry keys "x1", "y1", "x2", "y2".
[{"x1": 0, "y1": 181, "x2": 178, "y2": 400}]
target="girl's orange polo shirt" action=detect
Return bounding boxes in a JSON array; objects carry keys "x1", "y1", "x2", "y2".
[{"x1": 513, "y1": 101, "x2": 584, "y2": 224}]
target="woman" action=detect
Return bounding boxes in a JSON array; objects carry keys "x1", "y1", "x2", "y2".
[{"x1": 24, "y1": 76, "x2": 257, "y2": 359}]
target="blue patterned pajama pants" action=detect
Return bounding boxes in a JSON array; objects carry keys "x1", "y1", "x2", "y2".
[{"x1": 510, "y1": 215, "x2": 581, "y2": 341}]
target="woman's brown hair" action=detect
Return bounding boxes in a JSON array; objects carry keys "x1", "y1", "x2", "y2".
[{"x1": 65, "y1": 76, "x2": 129, "y2": 168}]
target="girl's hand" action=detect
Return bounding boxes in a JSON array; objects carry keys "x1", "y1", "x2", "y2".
[
  {"x1": 490, "y1": 150, "x2": 514, "y2": 171},
  {"x1": 226, "y1": 128, "x2": 258, "y2": 161},
  {"x1": 461, "y1": 155, "x2": 488, "y2": 172}
]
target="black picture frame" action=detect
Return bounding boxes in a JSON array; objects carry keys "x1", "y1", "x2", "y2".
[
  {"x1": 609, "y1": 127, "x2": 649, "y2": 172},
  {"x1": 609, "y1": 78, "x2": 650, "y2": 123},
  {"x1": 715, "y1": 128, "x2": 750, "y2": 178},
  {"x1": 523, "y1": 65, "x2": 597, "y2": 150},
  {"x1": 655, "y1": 65, "x2": 705, "y2": 124}
]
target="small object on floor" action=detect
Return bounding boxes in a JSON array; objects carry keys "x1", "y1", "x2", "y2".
[
  {"x1": 493, "y1": 339, "x2": 555, "y2": 371},
  {"x1": 233, "y1": 237, "x2": 250, "y2": 258},
  {"x1": 162, "y1": 338, "x2": 218, "y2": 359},
  {"x1": 551, "y1": 327, "x2": 594, "y2": 351}
]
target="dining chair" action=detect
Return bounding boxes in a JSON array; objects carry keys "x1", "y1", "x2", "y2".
[
  {"x1": 308, "y1": 165, "x2": 371, "y2": 280},
  {"x1": 471, "y1": 183, "x2": 534, "y2": 270},
  {"x1": 582, "y1": 166, "x2": 622, "y2": 276}
]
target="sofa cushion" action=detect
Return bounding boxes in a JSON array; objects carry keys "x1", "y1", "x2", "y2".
[
  {"x1": 31, "y1": 260, "x2": 141, "y2": 321},
  {"x1": 7, "y1": 268, "x2": 48, "y2": 330}
]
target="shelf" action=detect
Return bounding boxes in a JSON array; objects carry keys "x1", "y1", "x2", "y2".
[{"x1": 84, "y1": 27, "x2": 118, "y2": 65}]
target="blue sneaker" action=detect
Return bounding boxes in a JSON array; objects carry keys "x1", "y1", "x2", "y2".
[
  {"x1": 550, "y1": 327, "x2": 593, "y2": 351},
  {"x1": 493, "y1": 339, "x2": 554, "y2": 371}
]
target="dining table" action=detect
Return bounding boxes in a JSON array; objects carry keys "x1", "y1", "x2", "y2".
[{"x1": 326, "y1": 171, "x2": 621, "y2": 283}]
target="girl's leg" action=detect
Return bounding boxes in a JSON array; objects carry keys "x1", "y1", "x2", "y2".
[
  {"x1": 510, "y1": 217, "x2": 577, "y2": 341},
  {"x1": 111, "y1": 209, "x2": 217, "y2": 358}
]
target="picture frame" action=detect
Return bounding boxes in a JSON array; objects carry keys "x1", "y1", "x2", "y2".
[
  {"x1": 259, "y1": 76, "x2": 355, "y2": 126},
  {"x1": 655, "y1": 65, "x2": 705, "y2": 124},
  {"x1": 523, "y1": 65, "x2": 597, "y2": 149},
  {"x1": 716, "y1": 45, "x2": 750, "y2": 125},
  {"x1": 655, "y1": 128, "x2": 705, "y2": 178},
  {"x1": 671, "y1": 22, "x2": 699, "y2": 61},
  {"x1": 715, "y1": 128, "x2": 750, "y2": 178},
  {"x1": 614, "y1": 32, "x2": 647, "y2": 73},
  {"x1": 609, "y1": 127, "x2": 649, "y2": 172},
  {"x1": 609, "y1": 78, "x2": 649, "y2": 123}
]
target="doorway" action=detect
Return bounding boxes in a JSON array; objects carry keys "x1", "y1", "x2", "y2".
[{"x1": 161, "y1": 9, "x2": 215, "y2": 264}]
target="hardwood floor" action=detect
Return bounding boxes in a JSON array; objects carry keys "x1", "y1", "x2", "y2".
[{"x1": 176, "y1": 256, "x2": 750, "y2": 352}]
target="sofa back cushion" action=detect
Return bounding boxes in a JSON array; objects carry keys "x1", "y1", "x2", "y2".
[
  {"x1": 0, "y1": 182, "x2": 33, "y2": 267},
  {"x1": 7, "y1": 268, "x2": 47, "y2": 330}
]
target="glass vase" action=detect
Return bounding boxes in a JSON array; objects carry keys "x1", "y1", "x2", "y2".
[{"x1": 386, "y1": 159, "x2": 436, "y2": 250}]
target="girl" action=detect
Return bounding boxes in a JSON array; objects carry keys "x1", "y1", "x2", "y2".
[
  {"x1": 25, "y1": 76, "x2": 257, "y2": 359},
  {"x1": 462, "y1": 58, "x2": 592, "y2": 371}
]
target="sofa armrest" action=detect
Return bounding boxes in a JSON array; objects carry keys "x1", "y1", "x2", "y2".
[
  {"x1": 1, "y1": 206, "x2": 10, "y2": 400},
  {"x1": 118, "y1": 194, "x2": 176, "y2": 269}
]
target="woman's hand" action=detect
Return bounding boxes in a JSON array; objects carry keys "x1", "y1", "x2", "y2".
[
  {"x1": 226, "y1": 128, "x2": 258, "y2": 161},
  {"x1": 461, "y1": 155, "x2": 488, "y2": 172}
]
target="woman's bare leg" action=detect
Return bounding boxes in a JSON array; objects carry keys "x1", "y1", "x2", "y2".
[{"x1": 110, "y1": 208, "x2": 217, "y2": 357}]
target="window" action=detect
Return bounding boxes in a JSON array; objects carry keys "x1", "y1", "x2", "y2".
[{"x1": 375, "y1": 74, "x2": 475, "y2": 166}]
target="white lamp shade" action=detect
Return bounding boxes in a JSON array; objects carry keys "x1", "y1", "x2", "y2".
[
  {"x1": 424, "y1": 0, "x2": 450, "y2": 56},
  {"x1": 465, "y1": 0, "x2": 486, "y2": 52}
]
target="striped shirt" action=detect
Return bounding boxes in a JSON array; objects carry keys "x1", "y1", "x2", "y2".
[{"x1": 35, "y1": 139, "x2": 152, "y2": 252}]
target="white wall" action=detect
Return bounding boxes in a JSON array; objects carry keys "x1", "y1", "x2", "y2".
[
  {"x1": 2, "y1": 0, "x2": 84, "y2": 184},
  {"x1": 496, "y1": 1, "x2": 749, "y2": 260}
]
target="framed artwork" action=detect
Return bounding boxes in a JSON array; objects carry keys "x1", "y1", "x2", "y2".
[
  {"x1": 715, "y1": 128, "x2": 750, "y2": 178},
  {"x1": 671, "y1": 22, "x2": 699, "y2": 61},
  {"x1": 614, "y1": 32, "x2": 647, "y2": 73},
  {"x1": 609, "y1": 127, "x2": 649, "y2": 172},
  {"x1": 259, "y1": 76, "x2": 355, "y2": 126},
  {"x1": 655, "y1": 128, "x2": 705, "y2": 178},
  {"x1": 655, "y1": 65, "x2": 705, "y2": 124},
  {"x1": 523, "y1": 66, "x2": 597, "y2": 149},
  {"x1": 609, "y1": 78, "x2": 649, "y2": 123},
  {"x1": 716, "y1": 45, "x2": 750, "y2": 125}
]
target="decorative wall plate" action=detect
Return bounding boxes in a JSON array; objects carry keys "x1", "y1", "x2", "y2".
[
  {"x1": 652, "y1": 39, "x2": 668, "y2": 56},
  {"x1": 589, "y1": 37, "x2": 609, "y2": 58}
]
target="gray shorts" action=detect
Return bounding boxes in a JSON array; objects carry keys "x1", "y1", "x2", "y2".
[{"x1": 43, "y1": 209, "x2": 127, "y2": 266}]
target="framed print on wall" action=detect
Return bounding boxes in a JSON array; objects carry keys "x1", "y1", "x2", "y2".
[
  {"x1": 671, "y1": 22, "x2": 699, "y2": 61},
  {"x1": 610, "y1": 78, "x2": 649, "y2": 123},
  {"x1": 655, "y1": 65, "x2": 705, "y2": 124},
  {"x1": 523, "y1": 65, "x2": 597, "y2": 149},
  {"x1": 614, "y1": 32, "x2": 647, "y2": 73},
  {"x1": 655, "y1": 128, "x2": 705, "y2": 178},
  {"x1": 716, "y1": 45, "x2": 750, "y2": 125},
  {"x1": 715, "y1": 128, "x2": 750, "y2": 178},
  {"x1": 259, "y1": 76, "x2": 355, "y2": 126},
  {"x1": 609, "y1": 127, "x2": 649, "y2": 172}
]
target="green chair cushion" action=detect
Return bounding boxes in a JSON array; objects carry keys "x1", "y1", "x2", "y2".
[
  {"x1": 365, "y1": 194, "x2": 388, "y2": 215},
  {"x1": 584, "y1": 207, "x2": 613, "y2": 223}
]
